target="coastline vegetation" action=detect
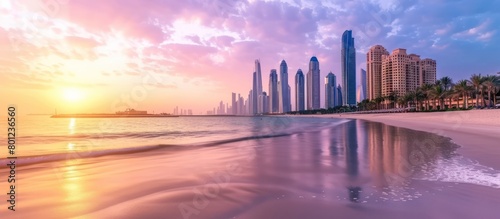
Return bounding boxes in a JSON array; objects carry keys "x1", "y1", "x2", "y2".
[{"x1": 289, "y1": 74, "x2": 500, "y2": 115}]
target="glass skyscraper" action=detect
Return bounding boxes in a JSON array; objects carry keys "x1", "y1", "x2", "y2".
[
  {"x1": 295, "y1": 69, "x2": 305, "y2": 111},
  {"x1": 252, "y1": 72, "x2": 258, "y2": 114},
  {"x1": 325, "y1": 72, "x2": 337, "y2": 109},
  {"x1": 268, "y1": 69, "x2": 279, "y2": 113},
  {"x1": 341, "y1": 30, "x2": 356, "y2": 106},
  {"x1": 254, "y1": 59, "x2": 263, "y2": 114},
  {"x1": 307, "y1": 56, "x2": 320, "y2": 110},
  {"x1": 360, "y1": 68, "x2": 367, "y2": 101},
  {"x1": 279, "y1": 60, "x2": 290, "y2": 113}
]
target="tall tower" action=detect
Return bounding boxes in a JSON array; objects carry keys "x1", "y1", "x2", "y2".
[
  {"x1": 247, "y1": 90, "x2": 253, "y2": 115},
  {"x1": 341, "y1": 30, "x2": 356, "y2": 106},
  {"x1": 255, "y1": 59, "x2": 263, "y2": 113},
  {"x1": 268, "y1": 69, "x2": 279, "y2": 113},
  {"x1": 325, "y1": 72, "x2": 337, "y2": 109},
  {"x1": 255, "y1": 59, "x2": 263, "y2": 95},
  {"x1": 279, "y1": 60, "x2": 290, "y2": 113},
  {"x1": 252, "y1": 72, "x2": 258, "y2": 115},
  {"x1": 337, "y1": 85, "x2": 343, "y2": 107},
  {"x1": 295, "y1": 69, "x2": 305, "y2": 111},
  {"x1": 360, "y1": 68, "x2": 367, "y2": 101},
  {"x1": 367, "y1": 45, "x2": 389, "y2": 100},
  {"x1": 307, "y1": 56, "x2": 320, "y2": 110},
  {"x1": 232, "y1": 93, "x2": 237, "y2": 115}
]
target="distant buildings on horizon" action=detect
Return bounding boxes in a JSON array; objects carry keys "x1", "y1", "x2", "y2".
[{"x1": 204, "y1": 30, "x2": 438, "y2": 115}]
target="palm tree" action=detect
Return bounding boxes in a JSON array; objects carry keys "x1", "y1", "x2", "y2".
[
  {"x1": 400, "y1": 92, "x2": 415, "y2": 108},
  {"x1": 452, "y1": 91, "x2": 461, "y2": 109},
  {"x1": 483, "y1": 75, "x2": 500, "y2": 108},
  {"x1": 357, "y1": 99, "x2": 371, "y2": 111},
  {"x1": 415, "y1": 89, "x2": 426, "y2": 111},
  {"x1": 374, "y1": 96, "x2": 384, "y2": 110},
  {"x1": 418, "y1": 84, "x2": 434, "y2": 111},
  {"x1": 439, "y1": 77, "x2": 453, "y2": 109},
  {"x1": 470, "y1": 74, "x2": 485, "y2": 108},
  {"x1": 430, "y1": 85, "x2": 446, "y2": 110},
  {"x1": 495, "y1": 75, "x2": 500, "y2": 106},
  {"x1": 387, "y1": 91, "x2": 399, "y2": 108},
  {"x1": 454, "y1": 80, "x2": 473, "y2": 109},
  {"x1": 439, "y1": 76, "x2": 453, "y2": 91}
]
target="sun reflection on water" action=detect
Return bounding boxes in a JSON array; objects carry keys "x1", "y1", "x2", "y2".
[
  {"x1": 68, "y1": 118, "x2": 76, "y2": 135},
  {"x1": 67, "y1": 143, "x2": 75, "y2": 151},
  {"x1": 63, "y1": 163, "x2": 83, "y2": 202}
]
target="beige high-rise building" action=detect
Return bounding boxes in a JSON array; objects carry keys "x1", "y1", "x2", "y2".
[
  {"x1": 377, "y1": 48, "x2": 436, "y2": 97},
  {"x1": 420, "y1": 58, "x2": 437, "y2": 86},
  {"x1": 366, "y1": 45, "x2": 389, "y2": 100}
]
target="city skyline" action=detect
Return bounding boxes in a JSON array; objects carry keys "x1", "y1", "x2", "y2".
[
  {"x1": 341, "y1": 30, "x2": 357, "y2": 106},
  {"x1": 295, "y1": 69, "x2": 305, "y2": 111},
  {"x1": 279, "y1": 60, "x2": 291, "y2": 113},
  {"x1": 307, "y1": 56, "x2": 321, "y2": 110},
  {"x1": 325, "y1": 72, "x2": 337, "y2": 109},
  {"x1": 1, "y1": 0, "x2": 499, "y2": 114}
]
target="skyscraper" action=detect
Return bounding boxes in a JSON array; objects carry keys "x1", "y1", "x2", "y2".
[
  {"x1": 232, "y1": 93, "x2": 238, "y2": 115},
  {"x1": 248, "y1": 89, "x2": 253, "y2": 115},
  {"x1": 288, "y1": 85, "x2": 291, "y2": 111},
  {"x1": 341, "y1": 30, "x2": 356, "y2": 106},
  {"x1": 252, "y1": 72, "x2": 258, "y2": 115},
  {"x1": 258, "y1": 92, "x2": 268, "y2": 114},
  {"x1": 260, "y1": 92, "x2": 269, "y2": 114},
  {"x1": 238, "y1": 95, "x2": 244, "y2": 115},
  {"x1": 269, "y1": 69, "x2": 279, "y2": 113},
  {"x1": 325, "y1": 72, "x2": 337, "y2": 109},
  {"x1": 278, "y1": 81, "x2": 283, "y2": 113},
  {"x1": 255, "y1": 59, "x2": 263, "y2": 95},
  {"x1": 295, "y1": 69, "x2": 305, "y2": 111},
  {"x1": 255, "y1": 59, "x2": 264, "y2": 114},
  {"x1": 360, "y1": 68, "x2": 367, "y2": 101},
  {"x1": 367, "y1": 45, "x2": 389, "y2": 100},
  {"x1": 381, "y1": 48, "x2": 437, "y2": 97},
  {"x1": 307, "y1": 56, "x2": 320, "y2": 110},
  {"x1": 279, "y1": 60, "x2": 290, "y2": 113},
  {"x1": 220, "y1": 101, "x2": 225, "y2": 115},
  {"x1": 420, "y1": 58, "x2": 437, "y2": 86},
  {"x1": 337, "y1": 85, "x2": 343, "y2": 107}
]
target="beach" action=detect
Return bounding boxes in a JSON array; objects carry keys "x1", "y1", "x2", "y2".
[
  {"x1": 1, "y1": 114, "x2": 499, "y2": 218},
  {"x1": 316, "y1": 109, "x2": 500, "y2": 169}
]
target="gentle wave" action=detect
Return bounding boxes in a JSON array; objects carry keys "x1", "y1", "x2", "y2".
[
  {"x1": 0, "y1": 118, "x2": 350, "y2": 167},
  {"x1": 2, "y1": 130, "x2": 229, "y2": 144},
  {"x1": 414, "y1": 157, "x2": 500, "y2": 189}
]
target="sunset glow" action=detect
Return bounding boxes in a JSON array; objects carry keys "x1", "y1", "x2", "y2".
[
  {"x1": 0, "y1": 0, "x2": 499, "y2": 114},
  {"x1": 62, "y1": 88, "x2": 85, "y2": 102}
]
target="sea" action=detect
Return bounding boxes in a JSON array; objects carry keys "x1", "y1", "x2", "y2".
[{"x1": 1, "y1": 115, "x2": 499, "y2": 218}]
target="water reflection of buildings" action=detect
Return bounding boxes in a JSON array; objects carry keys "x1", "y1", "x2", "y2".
[
  {"x1": 247, "y1": 118, "x2": 448, "y2": 204},
  {"x1": 336, "y1": 120, "x2": 363, "y2": 203},
  {"x1": 332, "y1": 120, "x2": 424, "y2": 202},
  {"x1": 367, "y1": 122, "x2": 412, "y2": 187}
]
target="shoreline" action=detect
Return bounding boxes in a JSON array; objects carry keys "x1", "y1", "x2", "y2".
[
  {"x1": 1, "y1": 113, "x2": 500, "y2": 218},
  {"x1": 306, "y1": 109, "x2": 500, "y2": 169}
]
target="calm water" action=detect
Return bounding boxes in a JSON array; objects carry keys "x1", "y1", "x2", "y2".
[
  {"x1": 2, "y1": 115, "x2": 340, "y2": 157},
  {"x1": 3, "y1": 115, "x2": 499, "y2": 189},
  {"x1": 1, "y1": 116, "x2": 500, "y2": 218}
]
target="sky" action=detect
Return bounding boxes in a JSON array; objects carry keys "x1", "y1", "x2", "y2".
[{"x1": 1, "y1": 0, "x2": 499, "y2": 114}]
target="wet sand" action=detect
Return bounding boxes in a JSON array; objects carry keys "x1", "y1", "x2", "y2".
[
  {"x1": 1, "y1": 118, "x2": 500, "y2": 219},
  {"x1": 314, "y1": 109, "x2": 500, "y2": 169}
]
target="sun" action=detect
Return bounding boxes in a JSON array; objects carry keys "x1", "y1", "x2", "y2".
[{"x1": 63, "y1": 88, "x2": 85, "y2": 102}]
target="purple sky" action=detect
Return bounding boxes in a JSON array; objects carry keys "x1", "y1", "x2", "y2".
[{"x1": 1, "y1": 0, "x2": 499, "y2": 113}]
